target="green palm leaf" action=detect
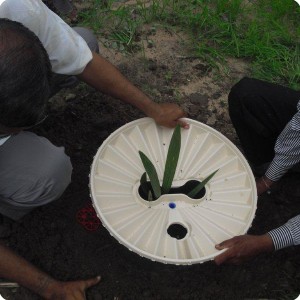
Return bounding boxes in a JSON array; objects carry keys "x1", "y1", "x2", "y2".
[
  {"x1": 140, "y1": 172, "x2": 147, "y2": 185},
  {"x1": 162, "y1": 124, "x2": 181, "y2": 194},
  {"x1": 139, "y1": 151, "x2": 161, "y2": 199},
  {"x1": 187, "y1": 169, "x2": 219, "y2": 198},
  {"x1": 139, "y1": 172, "x2": 149, "y2": 198}
]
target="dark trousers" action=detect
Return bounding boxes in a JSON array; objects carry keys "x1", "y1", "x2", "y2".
[{"x1": 229, "y1": 77, "x2": 300, "y2": 166}]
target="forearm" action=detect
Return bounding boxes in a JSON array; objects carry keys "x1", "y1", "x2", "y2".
[
  {"x1": 0, "y1": 244, "x2": 57, "y2": 299},
  {"x1": 77, "y1": 52, "x2": 188, "y2": 128},
  {"x1": 77, "y1": 52, "x2": 158, "y2": 117}
]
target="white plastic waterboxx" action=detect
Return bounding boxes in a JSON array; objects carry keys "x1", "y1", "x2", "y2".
[{"x1": 89, "y1": 118, "x2": 257, "y2": 264}]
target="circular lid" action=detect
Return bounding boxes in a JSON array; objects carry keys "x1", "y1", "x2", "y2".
[{"x1": 90, "y1": 118, "x2": 257, "y2": 264}]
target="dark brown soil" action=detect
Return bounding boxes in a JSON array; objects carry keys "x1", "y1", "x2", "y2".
[
  {"x1": 1, "y1": 70, "x2": 300, "y2": 299},
  {"x1": 1, "y1": 17, "x2": 300, "y2": 300}
]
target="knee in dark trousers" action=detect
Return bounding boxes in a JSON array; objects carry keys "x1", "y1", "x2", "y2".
[
  {"x1": 228, "y1": 77, "x2": 256, "y2": 115},
  {"x1": 229, "y1": 77, "x2": 258, "y2": 99},
  {"x1": 227, "y1": 77, "x2": 272, "y2": 127}
]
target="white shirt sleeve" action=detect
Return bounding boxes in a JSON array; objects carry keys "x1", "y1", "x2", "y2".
[
  {"x1": 268, "y1": 214, "x2": 300, "y2": 250},
  {"x1": 0, "y1": 0, "x2": 93, "y2": 75},
  {"x1": 266, "y1": 101, "x2": 300, "y2": 181}
]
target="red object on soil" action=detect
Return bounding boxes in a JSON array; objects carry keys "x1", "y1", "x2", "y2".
[{"x1": 76, "y1": 202, "x2": 101, "y2": 231}]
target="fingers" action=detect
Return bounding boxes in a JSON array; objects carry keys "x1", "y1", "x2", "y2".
[
  {"x1": 215, "y1": 237, "x2": 236, "y2": 250},
  {"x1": 214, "y1": 249, "x2": 232, "y2": 265},
  {"x1": 215, "y1": 243, "x2": 225, "y2": 250},
  {"x1": 167, "y1": 107, "x2": 189, "y2": 129},
  {"x1": 155, "y1": 103, "x2": 189, "y2": 129},
  {"x1": 214, "y1": 237, "x2": 238, "y2": 265},
  {"x1": 83, "y1": 276, "x2": 101, "y2": 289},
  {"x1": 176, "y1": 118, "x2": 190, "y2": 129}
]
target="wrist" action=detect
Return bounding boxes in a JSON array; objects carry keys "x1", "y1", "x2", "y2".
[
  {"x1": 259, "y1": 234, "x2": 274, "y2": 253},
  {"x1": 142, "y1": 100, "x2": 159, "y2": 118},
  {"x1": 261, "y1": 175, "x2": 274, "y2": 189},
  {"x1": 40, "y1": 279, "x2": 62, "y2": 300}
]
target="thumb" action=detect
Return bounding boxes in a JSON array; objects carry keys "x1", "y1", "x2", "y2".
[
  {"x1": 215, "y1": 240, "x2": 229, "y2": 250},
  {"x1": 215, "y1": 237, "x2": 237, "y2": 250},
  {"x1": 83, "y1": 276, "x2": 101, "y2": 289},
  {"x1": 214, "y1": 240, "x2": 233, "y2": 265},
  {"x1": 176, "y1": 118, "x2": 189, "y2": 129}
]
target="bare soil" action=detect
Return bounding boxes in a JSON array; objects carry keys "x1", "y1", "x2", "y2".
[{"x1": 1, "y1": 11, "x2": 300, "y2": 300}]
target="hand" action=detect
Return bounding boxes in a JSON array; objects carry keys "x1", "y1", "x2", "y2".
[
  {"x1": 45, "y1": 276, "x2": 101, "y2": 300},
  {"x1": 256, "y1": 176, "x2": 274, "y2": 196},
  {"x1": 214, "y1": 234, "x2": 274, "y2": 265},
  {"x1": 147, "y1": 102, "x2": 189, "y2": 129}
]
